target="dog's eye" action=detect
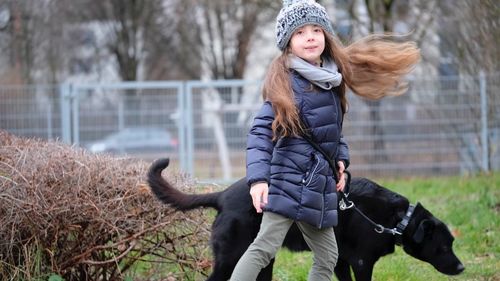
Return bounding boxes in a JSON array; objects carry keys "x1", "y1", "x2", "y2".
[{"x1": 436, "y1": 245, "x2": 449, "y2": 254}]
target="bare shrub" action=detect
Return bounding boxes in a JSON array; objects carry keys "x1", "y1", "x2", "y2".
[{"x1": 0, "y1": 130, "x2": 212, "y2": 280}]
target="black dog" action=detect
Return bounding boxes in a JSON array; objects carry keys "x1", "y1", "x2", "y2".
[{"x1": 148, "y1": 158, "x2": 464, "y2": 281}]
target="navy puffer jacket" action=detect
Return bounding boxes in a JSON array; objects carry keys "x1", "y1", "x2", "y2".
[{"x1": 246, "y1": 71, "x2": 350, "y2": 229}]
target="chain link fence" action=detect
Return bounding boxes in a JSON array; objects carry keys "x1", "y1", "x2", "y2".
[{"x1": 1, "y1": 73, "x2": 499, "y2": 182}]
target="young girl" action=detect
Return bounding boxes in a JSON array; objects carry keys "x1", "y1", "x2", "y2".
[{"x1": 230, "y1": 1, "x2": 420, "y2": 280}]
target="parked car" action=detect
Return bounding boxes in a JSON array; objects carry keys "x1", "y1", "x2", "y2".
[{"x1": 87, "y1": 127, "x2": 178, "y2": 154}]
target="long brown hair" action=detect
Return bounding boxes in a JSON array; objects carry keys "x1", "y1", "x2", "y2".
[{"x1": 262, "y1": 32, "x2": 420, "y2": 139}]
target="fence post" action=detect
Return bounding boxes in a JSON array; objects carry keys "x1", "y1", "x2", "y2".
[
  {"x1": 185, "y1": 82, "x2": 194, "y2": 176},
  {"x1": 46, "y1": 98, "x2": 53, "y2": 140},
  {"x1": 60, "y1": 83, "x2": 72, "y2": 144},
  {"x1": 178, "y1": 82, "x2": 187, "y2": 174},
  {"x1": 71, "y1": 86, "x2": 80, "y2": 145},
  {"x1": 480, "y1": 70, "x2": 489, "y2": 172}
]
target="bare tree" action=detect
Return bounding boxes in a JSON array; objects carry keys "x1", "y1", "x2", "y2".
[
  {"x1": 68, "y1": 0, "x2": 280, "y2": 81},
  {"x1": 436, "y1": 0, "x2": 499, "y2": 171},
  {"x1": 69, "y1": 0, "x2": 164, "y2": 81},
  {"x1": 156, "y1": 0, "x2": 279, "y2": 80},
  {"x1": 198, "y1": 0, "x2": 279, "y2": 79},
  {"x1": 0, "y1": 0, "x2": 68, "y2": 84},
  {"x1": 344, "y1": 0, "x2": 439, "y2": 165},
  {"x1": 143, "y1": 0, "x2": 203, "y2": 80},
  {"x1": 438, "y1": 0, "x2": 499, "y2": 74}
]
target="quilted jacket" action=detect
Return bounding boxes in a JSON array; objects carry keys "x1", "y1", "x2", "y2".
[{"x1": 246, "y1": 71, "x2": 350, "y2": 229}]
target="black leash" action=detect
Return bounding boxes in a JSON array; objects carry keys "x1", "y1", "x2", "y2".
[
  {"x1": 301, "y1": 132, "x2": 414, "y2": 237},
  {"x1": 338, "y1": 187, "x2": 409, "y2": 235},
  {"x1": 337, "y1": 175, "x2": 416, "y2": 238}
]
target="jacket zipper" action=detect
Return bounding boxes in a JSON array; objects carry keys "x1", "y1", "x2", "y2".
[
  {"x1": 301, "y1": 154, "x2": 326, "y2": 228},
  {"x1": 318, "y1": 189, "x2": 325, "y2": 228},
  {"x1": 305, "y1": 154, "x2": 321, "y2": 186},
  {"x1": 314, "y1": 154, "x2": 325, "y2": 228}
]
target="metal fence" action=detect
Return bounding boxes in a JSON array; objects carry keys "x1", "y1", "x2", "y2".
[{"x1": 1, "y1": 73, "x2": 499, "y2": 183}]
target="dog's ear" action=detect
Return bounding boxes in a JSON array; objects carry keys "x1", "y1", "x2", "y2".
[{"x1": 412, "y1": 219, "x2": 435, "y2": 243}]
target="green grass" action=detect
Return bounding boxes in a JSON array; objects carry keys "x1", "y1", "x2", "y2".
[
  {"x1": 273, "y1": 172, "x2": 500, "y2": 281},
  {"x1": 122, "y1": 172, "x2": 499, "y2": 280}
]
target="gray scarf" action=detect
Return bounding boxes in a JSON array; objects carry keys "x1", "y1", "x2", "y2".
[{"x1": 288, "y1": 55, "x2": 343, "y2": 90}]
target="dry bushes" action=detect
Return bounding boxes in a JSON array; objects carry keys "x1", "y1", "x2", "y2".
[{"x1": 0, "y1": 130, "x2": 212, "y2": 280}]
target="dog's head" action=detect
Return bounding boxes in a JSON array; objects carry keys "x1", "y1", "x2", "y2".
[{"x1": 401, "y1": 203, "x2": 464, "y2": 275}]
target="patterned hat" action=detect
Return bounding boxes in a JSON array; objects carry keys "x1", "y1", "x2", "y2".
[{"x1": 276, "y1": 0, "x2": 334, "y2": 50}]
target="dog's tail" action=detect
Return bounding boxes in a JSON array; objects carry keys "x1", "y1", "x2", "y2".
[{"x1": 147, "y1": 158, "x2": 223, "y2": 212}]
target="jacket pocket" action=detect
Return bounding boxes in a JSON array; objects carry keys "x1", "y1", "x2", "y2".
[{"x1": 302, "y1": 153, "x2": 321, "y2": 187}]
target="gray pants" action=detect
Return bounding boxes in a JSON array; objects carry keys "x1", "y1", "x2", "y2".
[{"x1": 229, "y1": 211, "x2": 338, "y2": 281}]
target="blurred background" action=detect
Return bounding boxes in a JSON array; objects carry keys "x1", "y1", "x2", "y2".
[{"x1": 0, "y1": 0, "x2": 499, "y2": 182}]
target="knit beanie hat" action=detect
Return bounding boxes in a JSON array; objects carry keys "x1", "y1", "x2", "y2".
[{"x1": 276, "y1": 0, "x2": 334, "y2": 51}]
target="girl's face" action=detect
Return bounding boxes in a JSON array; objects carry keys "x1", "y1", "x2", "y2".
[{"x1": 289, "y1": 24, "x2": 325, "y2": 65}]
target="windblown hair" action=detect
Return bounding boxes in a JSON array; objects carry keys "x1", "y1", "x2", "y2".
[{"x1": 262, "y1": 32, "x2": 420, "y2": 139}]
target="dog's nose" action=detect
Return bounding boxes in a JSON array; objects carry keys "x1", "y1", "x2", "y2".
[{"x1": 456, "y1": 263, "x2": 465, "y2": 273}]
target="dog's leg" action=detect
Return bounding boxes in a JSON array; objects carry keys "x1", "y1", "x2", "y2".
[
  {"x1": 256, "y1": 258, "x2": 274, "y2": 281},
  {"x1": 207, "y1": 243, "x2": 252, "y2": 281},
  {"x1": 207, "y1": 252, "x2": 274, "y2": 281},
  {"x1": 207, "y1": 260, "x2": 238, "y2": 281},
  {"x1": 208, "y1": 217, "x2": 262, "y2": 281},
  {"x1": 334, "y1": 258, "x2": 353, "y2": 281},
  {"x1": 351, "y1": 257, "x2": 375, "y2": 281}
]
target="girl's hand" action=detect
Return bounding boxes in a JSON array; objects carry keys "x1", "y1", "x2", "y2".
[
  {"x1": 336, "y1": 161, "x2": 346, "y2": 192},
  {"x1": 250, "y1": 182, "x2": 268, "y2": 213}
]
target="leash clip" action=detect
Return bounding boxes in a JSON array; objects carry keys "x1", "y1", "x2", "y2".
[
  {"x1": 390, "y1": 228, "x2": 403, "y2": 236},
  {"x1": 374, "y1": 224, "x2": 385, "y2": 233},
  {"x1": 339, "y1": 198, "x2": 354, "y2": 210},
  {"x1": 375, "y1": 225, "x2": 403, "y2": 235}
]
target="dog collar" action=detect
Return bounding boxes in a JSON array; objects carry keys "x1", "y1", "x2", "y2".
[{"x1": 395, "y1": 204, "x2": 416, "y2": 245}]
